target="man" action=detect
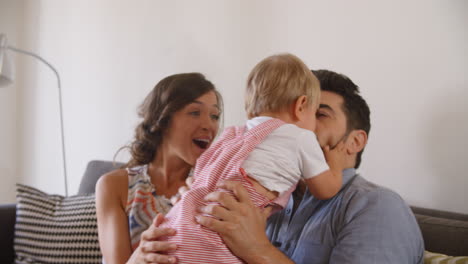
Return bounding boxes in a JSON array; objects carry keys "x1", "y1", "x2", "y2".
[{"x1": 196, "y1": 69, "x2": 424, "y2": 263}]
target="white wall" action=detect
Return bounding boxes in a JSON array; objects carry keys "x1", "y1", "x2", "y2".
[
  {"x1": 1, "y1": 0, "x2": 467, "y2": 213},
  {"x1": 0, "y1": 0, "x2": 24, "y2": 203}
]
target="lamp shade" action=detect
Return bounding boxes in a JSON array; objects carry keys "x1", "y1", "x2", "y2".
[{"x1": 0, "y1": 34, "x2": 14, "y2": 87}]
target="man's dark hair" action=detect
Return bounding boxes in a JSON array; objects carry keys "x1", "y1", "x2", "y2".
[{"x1": 312, "y1": 69, "x2": 371, "y2": 168}]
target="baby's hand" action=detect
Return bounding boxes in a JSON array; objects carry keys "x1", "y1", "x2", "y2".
[{"x1": 323, "y1": 141, "x2": 347, "y2": 172}]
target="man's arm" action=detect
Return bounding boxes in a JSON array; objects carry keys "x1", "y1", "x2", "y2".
[
  {"x1": 195, "y1": 181, "x2": 295, "y2": 264},
  {"x1": 329, "y1": 189, "x2": 424, "y2": 264}
]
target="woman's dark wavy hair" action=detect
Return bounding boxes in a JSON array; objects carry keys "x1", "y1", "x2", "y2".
[{"x1": 124, "y1": 73, "x2": 222, "y2": 167}]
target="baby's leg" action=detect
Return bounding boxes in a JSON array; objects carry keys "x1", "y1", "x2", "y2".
[
  {"x1": 249, "y1": 177, "x2": 278, "y2": 200},
  {"x1": 239, "y1": 168, "x2": 278, "y2": 200}
]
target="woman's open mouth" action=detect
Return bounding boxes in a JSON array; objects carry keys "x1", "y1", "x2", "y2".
[{"x1": 193, "y1": 139, "x2": 210, "y2": 149}]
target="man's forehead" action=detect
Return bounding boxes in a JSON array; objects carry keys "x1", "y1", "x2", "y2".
[{"x1": 319, "y1": 91, "x2": 344, "y2": 113}]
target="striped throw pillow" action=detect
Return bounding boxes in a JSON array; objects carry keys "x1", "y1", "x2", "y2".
[
  {"x1": 14, "y1": 184, "x2": 102, "y2": 264},
  {"x1": 424, "y1": 250, "x2": 468, "y2": 264}
]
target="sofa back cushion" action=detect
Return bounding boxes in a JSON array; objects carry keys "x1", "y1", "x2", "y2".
[
  {"x1": 412, "y1": 206, "x2": 468, "y2": 256},
  {"x1": 78, "y1": 160, "x2": 125, "y2": 195}
]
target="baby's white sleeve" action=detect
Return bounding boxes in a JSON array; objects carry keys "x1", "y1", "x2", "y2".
[{"x1": 298, "y1": 130, "x2": 330, "y2": 179}]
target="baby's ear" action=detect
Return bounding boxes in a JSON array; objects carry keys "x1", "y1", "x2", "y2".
[
  {"x1": 293, "y1": 95, "x2": 308, "y2": 120},
  {"x1": 346, "y1": 130, "x2": 368, "y2": 155}
]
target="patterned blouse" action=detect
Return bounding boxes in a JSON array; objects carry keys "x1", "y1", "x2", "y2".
[{"x1": 125, "y1": 165, "x2": 173, "y2": 250}]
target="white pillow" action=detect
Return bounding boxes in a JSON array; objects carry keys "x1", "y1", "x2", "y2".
[{"x1": 14, "y1": 184, "x2": 102, "y2": 264}]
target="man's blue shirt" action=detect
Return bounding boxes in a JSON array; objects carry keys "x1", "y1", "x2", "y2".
[{"x1": 266, "y1": 168, "x2": 424, "y2": 264}]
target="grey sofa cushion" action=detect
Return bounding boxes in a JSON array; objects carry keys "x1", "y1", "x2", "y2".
[
  {"x1": 412, "y1": 206, "x2": 468, "y2": 222},
  {"x1": 77, "y1": 160, "x2": 125, "y2": 195},
  {"x1": 412, "y1": 206, "x2": 468, "y2": 256}
]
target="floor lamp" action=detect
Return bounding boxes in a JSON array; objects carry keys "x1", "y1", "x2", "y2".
[{"x1": 0, "y1": 33, "x2": 69, "y2": 196}]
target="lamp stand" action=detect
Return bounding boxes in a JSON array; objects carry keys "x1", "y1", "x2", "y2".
[{"x1": 4, "y1": 45, "x2": 69, "y2": 196}]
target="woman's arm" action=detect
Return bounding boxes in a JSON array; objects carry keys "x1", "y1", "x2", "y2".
[
  {"x1": 96, "y1": 170, "x2": 177, "y2": 264},
  {"x1": 195, "y1": 181, "x2": 294, "y2": 264},
  {"x1": 96, "y1": 170, "x2": 133, "y2": 264},
  {"x1": 127, "y1": 214, "x2": 178, "y2": 264}
]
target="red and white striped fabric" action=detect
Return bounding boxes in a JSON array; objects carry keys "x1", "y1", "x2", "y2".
[{"x1": 160, "y1": 118, "x2": 288, "y2": 264}]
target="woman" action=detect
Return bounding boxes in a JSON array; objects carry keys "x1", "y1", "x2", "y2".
[{"x1": 96, "y1": 73, "x2": 223, "y2": 264}]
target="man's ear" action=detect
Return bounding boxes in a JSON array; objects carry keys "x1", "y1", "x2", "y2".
[
  {"x1": 346, "y1": 130, "x2": 367, "y2": 155},
  {"x1": 293, "y1": 95, "x2": 308, "y2": 120}
]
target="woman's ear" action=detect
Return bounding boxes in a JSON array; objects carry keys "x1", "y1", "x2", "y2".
[
  {"x1": 293, "y1": 95, "x2": 308, "y2": 120},
  {"x1": 346, "y1": 130, "x2": 368, "y2": 155}
]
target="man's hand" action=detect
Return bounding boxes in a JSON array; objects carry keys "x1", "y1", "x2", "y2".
[
  {"x1": 126, "y1": 214, "x2": 177, "y2": 264},
  {"x1": 195, "y1": 181, "x2": 291, "y2": 264}
]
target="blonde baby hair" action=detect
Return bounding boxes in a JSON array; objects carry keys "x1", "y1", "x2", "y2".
[{"x1": 245, "y1": 53, "x2": 320, "y2": 119}]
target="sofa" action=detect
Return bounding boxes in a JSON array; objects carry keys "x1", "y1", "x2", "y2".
[{"x1": 1, "y1": 160, "x2": 467, "y2": 263}]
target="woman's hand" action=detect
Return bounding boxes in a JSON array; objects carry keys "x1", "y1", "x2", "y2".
[
  {"x1": 127, "y1": 214, "x2": 177, "y2": 264},
  {"x1": 194, "y1": 181, "x2": 283, "y2": 263}
]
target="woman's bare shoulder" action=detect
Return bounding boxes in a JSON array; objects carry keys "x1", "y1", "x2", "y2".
[
  {"x1": 96, "y1": 168, "x2": 129, "y2": 204},
  {"x1": 98, "y1": 169, "x2": 128, "y2": 186}
]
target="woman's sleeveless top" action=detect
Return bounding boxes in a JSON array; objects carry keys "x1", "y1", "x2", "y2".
[{"x1": 125, "y1": 165, "x2": 172, "y2": 250}]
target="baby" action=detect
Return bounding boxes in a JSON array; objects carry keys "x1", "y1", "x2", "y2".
[{"x1": 161, "y1": 53, "x2": 346, "y2": 263}]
